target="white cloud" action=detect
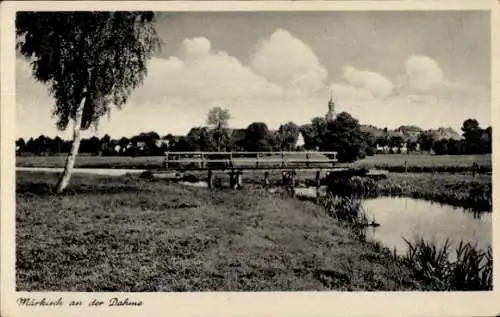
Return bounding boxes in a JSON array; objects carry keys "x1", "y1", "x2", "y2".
[
  {"x1": 178, "y1": 37, "x2": 211, "y2": 62},
  {"x1": 324, "y1": 53, "x2": 489, "y2": 131},
  {"x1": 250, "y1": 29, "x2": 328, "y2": 93},
  {"x1": 342, "y1": 66, "x2": 393, "y2": 97},
  {"x1": 329, "y1": 83, "x2": 375, "y2": 103},
  {"x1": 16, "y1": 38, "x2": 489, "y2": 140},
  {"x1": 135, "y1": 51, "x2": 283, "y2": 105},
  {"x1": 18, "y1": 33, "x2": 328, "y2": 139},
  {"x1": 404, "y1": 55, "x2": 444, "y2": 93}
]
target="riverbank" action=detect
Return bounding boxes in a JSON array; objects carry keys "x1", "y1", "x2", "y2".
[
  {"x1": 16, "y1": 171, "x2": 424, "y2": 291},
  {"x1": 17, "y1": 164, "x2": 491, "y2": 212},
  {"x1": 157, "y1": 170, "x2": 492, "y2": 213},
  {"x1": 334, "y1": 173, "x2": 492, "y2": 212}
]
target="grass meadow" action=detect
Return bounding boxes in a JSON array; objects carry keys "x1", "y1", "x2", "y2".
[
  {"x1": 347, "y1": 153, "x2": 491, "y2": 173},
  {"x1": 16, "y1": 153, "x2": 492, "y2": 173},
  {"x1": 16, "y1": 171, "x2": 424, "y2": 291}
]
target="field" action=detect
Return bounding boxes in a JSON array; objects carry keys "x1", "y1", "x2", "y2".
[
  {"x1": 15, "y1": 153, "x2": 492, "y2": 291},
  {"x1": 15, "y1": 153, "x2": 492, "y2": 173},
  {"x1": 16, "y1": 171, "x2": 423, "y2": 291},
  {"x1": 347, "y1": 153, "x2": 491, "y2": 173},
  {"x1": 16, "y1": 155, "x2": 166, "y2": 169}
]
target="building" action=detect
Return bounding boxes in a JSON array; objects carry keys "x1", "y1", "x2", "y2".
[
  {"x1": 295, "y1": 131, "x2": 305, "y2": 150},
  {"x1": 325, "y1": 90, "x2": 337, "y2": 122}
]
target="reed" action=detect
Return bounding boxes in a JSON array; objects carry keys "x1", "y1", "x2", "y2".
[
  {"x1": 318, "y1": 193, "x2": 368, "y2": 228},
  {"x1": 401, "y1": 238, "x2": 492, "y2": 290},
  {"x1": 325, "y1": 175, "x2": 492, "y2": 212}
]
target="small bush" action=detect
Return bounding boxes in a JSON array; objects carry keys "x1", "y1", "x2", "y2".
[
  {"x1": 182, "y1": 174, "x2": 199, "y2": 183},
  {"x1": 139, "y1": 170, "x2": 154, "y2": 180}
]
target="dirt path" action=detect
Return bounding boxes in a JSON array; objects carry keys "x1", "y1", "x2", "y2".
[{"x1": 16, "y1": 167, "x2": 146, "y2": 176}]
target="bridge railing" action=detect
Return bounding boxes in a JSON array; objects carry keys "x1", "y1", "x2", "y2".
[{"x1": 163, "y1": 151, "x2": 338, "y2": 170}]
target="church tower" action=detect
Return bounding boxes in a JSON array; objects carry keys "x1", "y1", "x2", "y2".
[{"x1": 325, "y1": 90, "x2": 336, "y2": 122}]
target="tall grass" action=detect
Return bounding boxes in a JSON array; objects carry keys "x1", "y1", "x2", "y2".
[
  {"x1": 402, "y1": 238, "x2": 492, "y2": 291},
  {"x1": 315, "y1": 181, "x2": 492, "y2": 291},
  {"x1": 325, "y1": 175, "x2": 492, "y2": 212},
  {"x1": 319, "y1": 193, "x2": 368, "y2": 226}
]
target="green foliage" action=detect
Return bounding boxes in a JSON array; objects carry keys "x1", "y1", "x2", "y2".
[
  {"x1": 321, "y1": 112, "x2": 368, "y2": 162},
  {"x1": 432, "y1": 138, "x2": 449, "y2": 155},
  {"x1": 186, "y1": 127, "x2": 215, "y2": 152},
  {"x1": 402, "y1": 238, "x2": 492, "y2": 290},
  {"x1": 206, "y1": 106, "x2": 231, "y2": 129},
  {"x1": 388, "y1": 135, "x2": 404, "y2": 149},
  {"x1": 319, "y1": 194, "x2": 368, "y2": 227},
  {"x1": 298, "y1": 113, "x2": 369, "y2": 161},
  {"x1": 276, "y1": 121, "x2": 300, "y2": 151},
  {"x1": 417, "y1": 131, "x2": 436, "y2": 152},
  {"x1": 206, "y1": 107, "x2": 231, "y2": 151},
  {"x1": 298, "y1": 124, "x2": 316, "y2": 150},
  {"x1": 406, "y1": 140, "x2": 418, "y2": 152},
  {"x1": 16, "y1": 12, "x2": 160, "y2": 131},
  {"x1": 243, "y1": 122, "x2": 276, "y2": 151},
  {"x1": 424, "y1": 119, "x2": 491, "y2": 155},
  {"x1": 362, "y1": 130, "x2": 377, "y2": 156},
  {"x1": 461, "y1": 119, "x2": 491, "y2": 154}
]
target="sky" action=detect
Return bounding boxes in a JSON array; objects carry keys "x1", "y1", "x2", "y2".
[{"x1": 16, "y1": 10, "x2": 491, "y2": 139}]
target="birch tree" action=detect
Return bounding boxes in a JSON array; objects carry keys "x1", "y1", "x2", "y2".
[
  {"x1": 16, "y1": 12, "x2": 160, "y2": 192},
  {"x1": 206, "y1": 106, "x2": 231, "y2": 152}
]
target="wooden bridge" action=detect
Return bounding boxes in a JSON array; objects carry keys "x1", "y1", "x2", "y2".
[
  {"x1": 163, "y1": 151, "x2": 338, "y2": 192},
  {"x1": 163, "y1": 151, "x2": 338, "y2": 171}
]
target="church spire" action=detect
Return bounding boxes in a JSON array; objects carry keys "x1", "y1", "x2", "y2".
[{"x1": 326, "y1": 89, "x2": 336, "y2": 121}]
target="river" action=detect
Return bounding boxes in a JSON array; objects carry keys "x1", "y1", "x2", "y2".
[{"x1": 362, "y1": 197, "x2": 492, "y2": 257}]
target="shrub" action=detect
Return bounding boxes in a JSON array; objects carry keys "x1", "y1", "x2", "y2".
[{"x1": 139, "y1": 170, "x2": 154, "y2": 180}]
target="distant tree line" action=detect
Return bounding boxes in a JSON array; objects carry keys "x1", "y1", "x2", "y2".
[
  {"x1": 16, "y1": 132, "x2": 167, "y2": 157},
  {"x1": 427, "y1": 119, "x2": 492, "y2": 155},
  {"x1": 17, "y1": 114, "x2": 491, "y2": 162}
]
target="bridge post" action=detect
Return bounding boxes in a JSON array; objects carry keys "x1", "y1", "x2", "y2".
[
  {"x1": 229, "y1": 170, "x2": 243, "y2": 189},
  {"x1": 201, "y1": 153, "x2": 205, "y2": 169},
  {"x1": 229, "y1": 170, "x2": 236, "y2": 189},
  {"x1": 236, "y1": 170, "x2": 243, "y2": 189},
  {"x1": 164, "y1": 152, "x2": 169, "y2": 169},
  {"x1": 207, "y1": 169, "x2": 213, "y2": 189},
  {"x1": 290, "y1": 170, "x2": 296, "y2": 197},
  {"x1": 315, "y1": 170, "x2": 321, "y2": 201},
  {"x1": 264, "y1": 171, "x2": 270, "y2": 188}
]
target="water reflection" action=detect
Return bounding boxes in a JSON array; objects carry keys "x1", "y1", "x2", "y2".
[{"x1": 362, "y1": 197, "x2": 492, "y2": 257}]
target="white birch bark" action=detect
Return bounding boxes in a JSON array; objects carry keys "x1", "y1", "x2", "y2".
[{"x1": 55, "y1": 96, "x2": 86, "y2": 193}]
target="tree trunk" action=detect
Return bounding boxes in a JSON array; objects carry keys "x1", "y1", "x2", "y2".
[
  {"x1": 55, "y1": 97, "x2": 85, "y2": 193},
  {"x1": 217, "y1": 123, "x2": 221, "y2": 152}
]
